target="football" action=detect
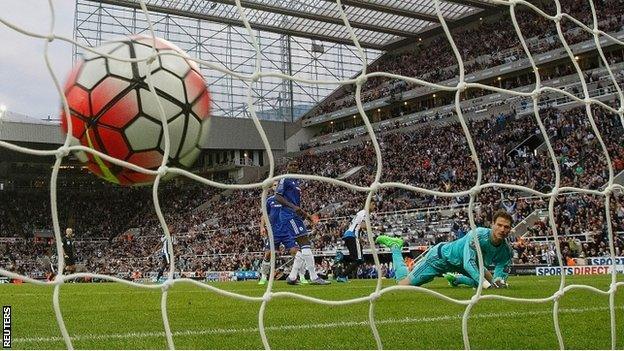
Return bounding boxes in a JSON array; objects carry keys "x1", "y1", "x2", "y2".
[{"x1": 60, "y1": 35, "x2": 211, "y2": 185}]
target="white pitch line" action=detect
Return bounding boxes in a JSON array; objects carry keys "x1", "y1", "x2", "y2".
[
  {"x1": 0, "y1": 284, "x2": 382, "y2": 297},
  {"x1": 13, "y1": 305, "x2": 623, "y2": 344}
]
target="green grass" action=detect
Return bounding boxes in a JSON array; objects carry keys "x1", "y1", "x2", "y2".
[{"x1": 1, "y1": 275, "x2": 623, "y2": 349}]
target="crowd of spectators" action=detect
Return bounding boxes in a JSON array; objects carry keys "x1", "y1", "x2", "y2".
[
  {"x1": 307, "y1": 0, "x2": 624, "y2": 119},
  {"x1": 304, "y1": 61, "x2": 624, "y2": 147},
  {"x1": 513, "y1": 193, "x2": 624, "y2": 266},
  {"x1": 1, "y1": 102, "x2": 621, "y2": 279}
]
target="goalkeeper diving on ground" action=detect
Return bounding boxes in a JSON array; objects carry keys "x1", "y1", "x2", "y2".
[{"x1": 376, "y1": 209, "x2": 513, "y2": 289}]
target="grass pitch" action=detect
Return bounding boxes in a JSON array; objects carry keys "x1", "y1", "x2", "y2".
[{"x1": 1, "y1": 275, "x2": 623, "y2": 349}]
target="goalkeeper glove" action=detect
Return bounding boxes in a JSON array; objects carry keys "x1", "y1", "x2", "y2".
[
  {"x1": 482, "y1": 279, "x2": 508, "y2": 289},
  {"x1": 493, "y1": 278, "x2": 508, "y2": 288}
]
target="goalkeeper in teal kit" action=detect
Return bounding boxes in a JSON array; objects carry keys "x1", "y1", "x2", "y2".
[{"x1": 376, "y1": 210, "x2": 513, "y2": 288}]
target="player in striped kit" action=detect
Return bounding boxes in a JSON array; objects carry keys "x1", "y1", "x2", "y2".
[{"x1": 335, "y1": 201, "x2": 375, "y2": 283}]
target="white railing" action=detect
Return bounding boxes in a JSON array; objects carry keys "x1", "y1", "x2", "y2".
[
  {"x1": 307, "y1": 62, "x2": 624, "y2": 150},
  {"x1": 522, "y1": 231, "x2": 624, "y2": 244}
]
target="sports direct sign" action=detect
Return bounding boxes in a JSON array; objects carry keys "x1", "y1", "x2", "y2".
[
  {"x1": 536, "y1": 265, "x2": 624, "y2": 276},
  {"x1": 586, "y1": 257, "x2": 624, "y2": 265}
]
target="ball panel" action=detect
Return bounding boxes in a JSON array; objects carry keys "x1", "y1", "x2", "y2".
[
  {"x1": 197, "y1": 118, "x2": 211, "y2": 146},
  {"x1": 179, "y1": 116, "x2": 200, "y2": 157},
  {"x1": 125, "y1": 116, "x2": 162, "y2": 151},
  {"x1": 178, "y1": 146, "x2": 201, "y2": 168},
  {"x1": 60, "y1": 113, "x2": 86, "y2": 140},
  {"x1": 83, "y1": 41, "x2": 124, "y2": 61},
  {"x1": 86, "y1": 161, "x2": 105, "y2": 178},
  {"x1": 131, "y1": 39, "x2": 155, "y2": 57},
  {"x1": 186, "y1": 58, "x2": 201, "y2": 75},
  {"x1": 99, "y1": 89, "x2": 139, "y2": 129},
  {"x1": 76, "y1": 57, "x2": 108, "y2": 90},
  {"x1": 65, "y1": 85, "x2": 92, "y2": 118},
  {"x1": 133, "y1": 42, "x2": 158, "y2": 78},
  {"x1": 192, "y1": 90, "x2": 211, "y2": 119},
  {"x1": 115, "y1": 175, "x2": 133, "y2": 186},
  {"x1": 159, "y1": 114, "x2": 185, "y2": 157},
  {"x1": 133, "y1": 36, "x2": 181, "y2": 51},
  {"x1": 108, "y1": 44, "x2": 134, "y2": 80},
  {"x1": 151, "y1": 70, "x2": 186, "y2": 103},
  {"x1": 63, "y1": 60, "x2": 84, "y2": 93},
  {"x1": 184, "y1": 69, "x2": 207, "y2": 103},
  {"x1": 86, "y1": 157, "x2": 120, "y2": 185},
  {"x1": 66, "y1": 135, "x2": 89, "y2": 163},
  {"x1": 90, "y1": 76, "x2": 131, "y2": 116},
  {"x1": 97, "y1": 126, "x2": 130, "y2": 160},
  {"x1": 120, "y1": 170, "x2": 156, "y2": 185},
  {"x1": 161, "y1": 54, "x2": 192, "y2": 78},
  {"x1": 80, "y1": 128, "x2": 121, "y2": 185},
  {"x1": 80, "y1": 128, "x2": 102, "y2": 155},
  {"x1": 128, "y1": 150, "x2": 164, "y2": 169},
  {"x1": 138, "y1": 88, "x2": 182, "y2": 121}
]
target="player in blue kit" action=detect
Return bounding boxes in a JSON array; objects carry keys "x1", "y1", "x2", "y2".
[
  {"x1": 275, "y1": 160, "x2": 330, "y2": 285},
  {"x1": 376, "y1": 210, "x2": 513, "y2": 288},
  {"x1": 258, "y1": 182, "x2": 299, "y2": 285},
  {"x1": 258, "y1": 181, "x2": 309, "y2": 285}
]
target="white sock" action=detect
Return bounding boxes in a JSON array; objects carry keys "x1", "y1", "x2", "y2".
[
  {"x1": 298, "y1": 259, "x2": 307, "y2": 280},
  {"x1": 261, "y1": 260, "x2": 271, "y2": 279},
  {"x1": 301, "y1": 247, "x2": 318, "y2": 280},
  {"x1": 288, "y1": 251, "x2": 304, "y2": 280}
]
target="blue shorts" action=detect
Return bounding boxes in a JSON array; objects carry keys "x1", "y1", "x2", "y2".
[
  {"x1": 265, "y1": 227, "x2": 298, "y2": 251},
  {"x1": 279, "y1": 217, "x2": 308, "y2": 239},
  {"x1": 272, "y1": 232, "x2": 298, "y2": 250}
]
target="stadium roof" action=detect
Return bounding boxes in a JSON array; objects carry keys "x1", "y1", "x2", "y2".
[
  {"x1": 0, "y1": 111, "x2": 63, "y2": 145},
  {"x1": 86, "y1": 0, "x2": 498, "y2": 50}
]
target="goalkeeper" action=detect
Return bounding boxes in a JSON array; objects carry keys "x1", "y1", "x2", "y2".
[{"x1": 376, "y1": 209, "x2": 513, "y2": 288}]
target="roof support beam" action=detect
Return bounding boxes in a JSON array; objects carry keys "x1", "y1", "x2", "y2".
[
  {"x1": 441, "y1": 0, "x2": 496, "y2": 9},
  {"x1": 84, "y1": 0, "x2": 385, "y2": 49},
  {"x1": 329, "y1": 0, "x2": 441, "y2": 22},
  {"x1": 208, "y1": 0, "x2": 417, "y2": 38}
]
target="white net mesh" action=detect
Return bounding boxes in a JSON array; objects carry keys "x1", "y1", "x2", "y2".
[{"x1": 0, "y1": 0, "x2": 623, "y2": 349}]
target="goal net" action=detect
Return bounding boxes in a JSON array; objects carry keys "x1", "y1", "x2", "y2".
[{"x1": 0, "y1": 0, "x2": 623, "y2": 349}]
